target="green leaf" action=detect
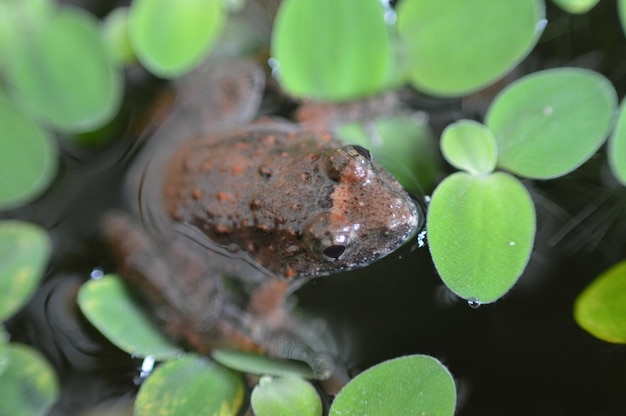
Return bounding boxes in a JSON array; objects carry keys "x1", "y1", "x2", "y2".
[
  {"x1": 486, "y1": 68, "x2": 617, "y2": 179},
  {"x1": 0, "y1": 325, "x2": 9, "y2": 378},
  {"x1": 574, "y1": 260, "x2": 626, "y2": 344},
  {"x1": 0, "y1": 343, "x2": 59, "y2": 416},
  {"x1": 129, "y1": 0, "x2": 226, "y2": 78},
  {"x1": 271, "y1": 0, "x2": 392, "y2": 101},
  {"x1": 552, "y1": 0, "x2": 599, "y2": 14},
  {"x1": 212, "y1": 349, "x2": 315, "y2": 379},
  {"x1": 427, "y1": 172, "x2": 535, "y2": 303},
  {"x1": 134, "y1": 354, "x2": 244, "y2": 416},
  {"x1": 338, "y1": 114, "x2": 440, "y2": 193},
  {"x1": 0, "y1": 221, "x2": 51, "y2": 320},
  {"x1": 4, "y1": 6, "x2": 122, "y2": 133},
  {"x1": 619, "y1": 0, "x2": 626, "y2": 38},
  {"x1": 0, "y1": 95, "x2": 57, "y2": 210},
  {"x1": 329, "y1": 355, "x2": 456, "y2": 416},
  {"x1": 397, "y1": 0, "x2": 544, "y2": 97},
  {"x1": 77, "y1": 274, "x2": 182, "y2": 360},
  {"x1": 441, "y1": 120, "x2": 497, "y2": 175},
  {"x1": 102, "y1": 7, "x2": 135, "y2": 66},
  {"x1": 608, "y1": 99, "x2": 626, "y2": 186},
  {"x1": 252, "y1": 376, "x2": 322, "y2": 416}
]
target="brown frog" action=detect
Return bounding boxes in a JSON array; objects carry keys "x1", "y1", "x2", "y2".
[{"x1": 104, "y1": 59, "x2": 422, "y2": 380}]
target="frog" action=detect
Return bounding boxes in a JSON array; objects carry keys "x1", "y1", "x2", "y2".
[{"x1": 103, "y1": 58, "x2": 423, "y2": 380}]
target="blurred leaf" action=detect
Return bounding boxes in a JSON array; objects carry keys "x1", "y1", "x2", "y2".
[
  {"x1": 608, "y1": 99, "x2": 626, "y2": 186},
  {"x1": 77, "y1": 274, "x2": 182, "y2": 360},
  {"x1": 0, "y1": 343, "x2": 59, "y2": 416},
  {"x1": 0, "y1": 95, "x2": 57, "y2": 210},
  {"x1": 0, "y1": 0, "x2": 54, "y2": 62},
  {"x1": 427, "y1": 172, "x2": 535, "y2": 303},
  {"x1": 329, "y1": 355, "x2": 456, "y2": 415},
  {"x1": 4, "y1": 6, "x2": 122, "y2": 133},
  {"x1": 272, "y1": 0, "x2": 392, "y2": 101},
  {"x1": 0, "y1": 221, "x2": 51, "y2": 320},
  {"x1": 486, "y1": 68, "x2": 617, "y2": 179},
  {"x1": 338, "y1": 114, "x2": 439, "y2": 193},
  {"x1": 102, "y1": 7, "x2": 135, "y2": 66},
  {"x1": 135, "y1": 354, "x2": 244, "y2": 416},
  {"x1": 574, "y1": 260, "x2": 626, "y2": 344},
  {"x1": 552, "y1": 0, "x2": 599, "y2": 14},
  {"x1": 619, "y1": 0, "x2": 626, "y2": 38},
  {"x1": 251, "y1": 376, "x2": 322, "y2": 416},
  {"x1": 441, "y1": 120, "x2": 497, "y2": 175},
  {"x1": 212, "y1": 349, "x2": 315, "y2": 379},
  {"x1": 129, "y1": 0, "x2": 226, "y2": 78},
  {"x1": 0, "y1": 325, "x2": 9, "y2": 378},
  {"x1": 396, "y1": 0, "x2": 544, "y2": 97}
]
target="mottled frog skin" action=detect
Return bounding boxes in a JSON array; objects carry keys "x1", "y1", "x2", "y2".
[{"x1": 104, "y1": 59, "x2": 421, "y2": 379}]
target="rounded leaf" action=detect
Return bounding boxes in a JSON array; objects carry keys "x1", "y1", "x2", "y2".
[
  {"x1": 338, "y1": 115, "x2": 440, "y2": 193},
  {"x1": 552, "y1": 0, "x2": 599, "y2": 14},
  {"x1": 0, "y1": 95, "x2": 57, "y2": 210},
  {"x1": 0, "y1": 343, "x2": 59, "y2": 416},
  {"x1": 0, "y1": 221, "x2": 51, "y2": 320},
  {"x1": 441, "y1": 120, "x2": 497, "y2": 175},
  {"x1": 5, "y1": 7, "x2": 122, "y2": 133},
  {"x1": 129, "y1": 0, "x2": 226, "y2": 78},
  {"x1": 427, "y1": 172, "x2": 536, "y2": 303},
  {"x1": 251, "y1": 376, "x2": 322, "y2": 416},
  {"x1": 0, "y1": 325, "x2": 9, "y2": 378},
  {"x1": 102, "y1": 7, "x2": 135, "y2": 66},
  {"x1": 77, "y1": 275, "x2": 182, "y2": 360},
  {"x1": 212, "y1": 349, "x2": 315, "y2": 379},
  {"x1": 574, "y1": 260, "x2": 626, "y2": 344},
  {"x1": 135, "y1": 354, "x2": 244, "y2": 416},
  {"x1": 271, "y1": 0, "x2": 392, "y2": 101},
  {"x1": 397, "y1": 0, "x2": 544, "y2": 97},
  {"x1": 608, "y1": 99, "x2": 626, "y2": 185},
  {"x1": 620, "y1": 0, "x2": 626, "y2": 37},
  {"x1": 486, "y1": 68, "x2": 617, "y2": 179},
  {"x1": 329, "y1": 355, "x2": 456, "y2": 416}
]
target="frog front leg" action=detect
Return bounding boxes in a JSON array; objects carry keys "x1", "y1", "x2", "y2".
[{"x1": 102, "y1": 213, "x2": 337, "y2": 379}]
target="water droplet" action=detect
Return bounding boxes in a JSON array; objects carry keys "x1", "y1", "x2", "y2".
[
  {"x1": 535, "y1": 18, "x2": 548, "y2": 32},
  {"x1": 543, "y1": 106, "x2": 553, "y2": 116},
  {"x1": 509, "y1": 241, "x2": 516, "y2": 246},
  {"x1": 90, "y1": 267, "x2": 104, "y2": 279},
  {"x1": 417, "y1": 230, "x2": 427, "y2": 248},
  {"x1": 467, "y1": 298, "x2": 481, "y2": 309}
]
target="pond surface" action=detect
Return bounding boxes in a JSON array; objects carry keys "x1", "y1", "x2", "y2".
[{"x1": 4, "y1": 1, "x2": 626, "y2": 415}]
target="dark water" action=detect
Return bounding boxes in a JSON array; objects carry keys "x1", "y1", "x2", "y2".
[{"x1": 4, "y1": 1, "x2": 626, "y2": 415}]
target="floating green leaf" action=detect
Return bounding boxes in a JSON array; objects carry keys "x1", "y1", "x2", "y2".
[
  {"x1": 0, "y1": 95, "x2": 57, "y2": 210},
  {"x1": 620, "y1": 0, "x2": 626, "y2": 38},
  {"x1": 608, "y1": 99, "x2": 626, "y2": 186},
  {"x1": 574, "y1": 260, "x2": 626, "y2": 344},
  {"x1": 0, "y1": 221, "x2": 51, "y2": 320},
  {"x1": 252, "y1": 376, "x2": 322, "y2": 416},
  {"x1": 552, "y1": 0, "x2": 599, "y2": 14},
  {"x1": 329, "y1": 355, "x2": 456, "y2": 416},
  {"x1": 212, "y1": 349, "x2": 315, "y2": 379},
  {"x1": 129, "y1": 0, "x2": 226, "y2": 78},
  {"x1": 486, "y1": 68, "x2": 617, "y2": 179},
  {"x1": 0, "y1": 343, "x2": 59, "y2": 416},
  {"x1": 441, "y1": 120, "x2": 497, "y2": 175},
  {"x1": 397, "y1": 0, "x2": 544, "y2": 97},
  {"x1": 102, "y1": 7, "x2": 135, "y2": 66},
  {"x1": 272, "y1": 0, "x2": 392, "y2": 101},
  {"x1": 338, "y1": 114, "x2": 440, "y2": 193},
  {"x1": 0, "y1": 325, "x2": 9, "y2": 378},
  {"x1": 4, "y1": 7, "x2": 122, "y2": 133},
  {"x1": 77, "y1": 274, "x2": 182, "y2": 360},
  {"x1": 427, "y1": 172, "x2": 535, "y2": 303},
  {"x1": 134, "y1": 354, "x2": 244, "y2": 416}
]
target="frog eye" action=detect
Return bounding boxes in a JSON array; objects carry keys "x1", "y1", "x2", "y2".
[
  {"x1": 349, "y1": 144, "x2": 372, "y2": 161},
  {"x1": 303, "y1": 212, "x2": 356, "y2": 262}
]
